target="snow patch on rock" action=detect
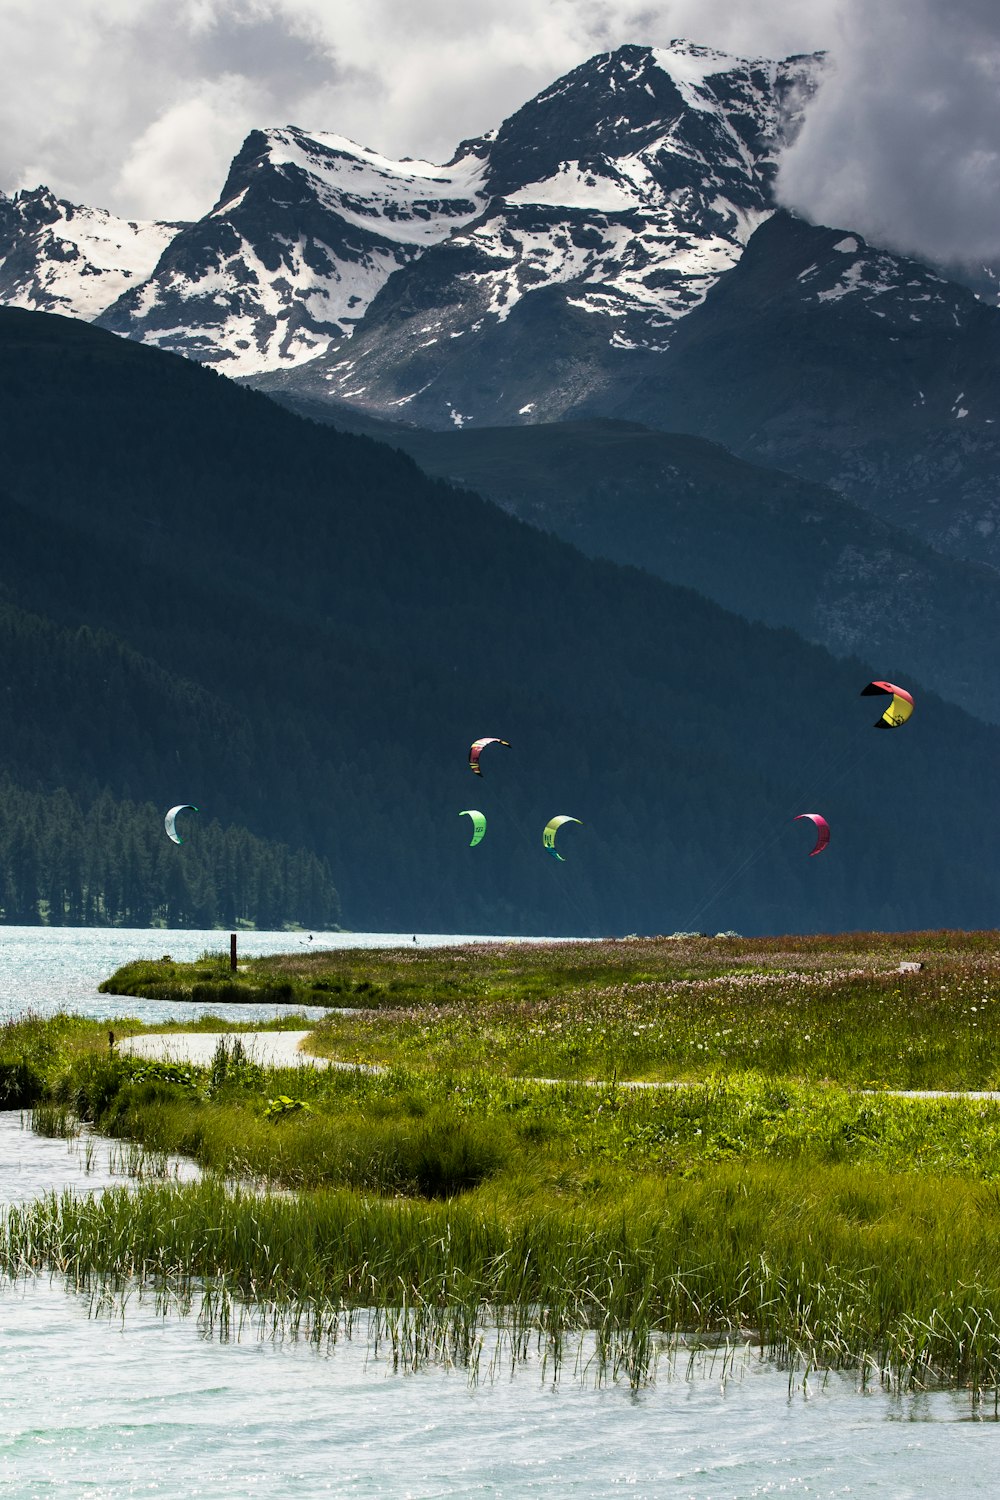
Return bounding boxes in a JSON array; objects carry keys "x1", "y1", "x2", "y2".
[{"x1": 0, "y1": 187, "x2": 180, "y2": 320}]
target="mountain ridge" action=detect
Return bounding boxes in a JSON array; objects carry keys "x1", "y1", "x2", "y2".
[
  {"x1": 1, "y1": 41, "x2": 822, "y2": 380},
  {"x1": 271, "y1": 397, "x2": 1000, "y2": 725}
]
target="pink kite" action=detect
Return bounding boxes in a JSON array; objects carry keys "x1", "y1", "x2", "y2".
[{"x1": 794, "y1": 813, "x2": 830, "y2": 857}]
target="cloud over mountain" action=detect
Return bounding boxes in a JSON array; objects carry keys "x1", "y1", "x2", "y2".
[{"x1": 775, "y1": 0, "x2": 1000, "y2": 267}]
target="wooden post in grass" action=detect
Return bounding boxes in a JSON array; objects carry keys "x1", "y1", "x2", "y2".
[{"x1": 230, "y1": 932, "x2": 237, "y2": 972}]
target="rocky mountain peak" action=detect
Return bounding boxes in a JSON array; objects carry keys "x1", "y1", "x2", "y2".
[
  {"x1": 0, "y1": 186, "x2": 182, "y2": 320},
  {"x1": 3, "y1": 186, "x2": 64, "y2": 228},
  {"x1": 483, "y1": 42, "x2": 821, "y2": 201},
  {"x1": 211, "y1": 129, "x2": 274, "y2": 212},
  {"x1": 482, "y1": 46, "x2": 689, "y2": 195},
  {"x1": 94, "y1": 122, "x2": 488, "y2": 373}
]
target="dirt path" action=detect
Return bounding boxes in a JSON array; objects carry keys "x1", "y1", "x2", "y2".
[
  {"x1": 116, "y1": 1033, "x2": 1000, "y2": 1100},
  {"x1": 118, "y1": 1031, "x2": 331, "y2": 1069}
]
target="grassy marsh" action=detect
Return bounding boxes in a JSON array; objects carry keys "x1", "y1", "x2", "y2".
[
  {"x1": 11, "y1": 931, "x2": 1000, "y2": 1388},
  {"x1": 48, "y1": 1048, "x2": 1000, "y2": 1190},
  {"x1": 6, "y1": 1167, "x2": 1000, "y2": 1392},
  {"x1": 102, "y1": 931, "x2": 1000, "y2": 1088}
]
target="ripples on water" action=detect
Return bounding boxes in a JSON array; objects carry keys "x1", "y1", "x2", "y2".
[
  {"x1": 0, "y1": 1113, "x2": 199, "y2": 1206},
  {"x1": 1, "y1": 932, "x2": 997, "y2": 1495},
  {"x1": 0, "y1": 1273, "x2": 995, "y2": 1499}
]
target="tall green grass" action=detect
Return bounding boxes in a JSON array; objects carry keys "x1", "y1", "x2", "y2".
[
  {"x1": 0, "y1": 1011, "x2": 105, "y2": 1107},
  {"x1": 306, "y1": 945, "x2": 1000, "y2": 1088},
  {"x1": 51, "y1": 1040, "x2": 1000, "y2": 1192},
  {"x1": 5, "y1": 1165, "x2": 1000, "y2": 1391}
]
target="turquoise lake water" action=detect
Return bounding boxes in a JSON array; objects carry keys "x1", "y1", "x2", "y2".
[{"x1": 1, "y1": 930, "x2": 998, "y2": 1496}]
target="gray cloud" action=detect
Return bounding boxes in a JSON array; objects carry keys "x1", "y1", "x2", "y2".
[
  {"x1": 775, "y1": 0, "x2": 1000, "y2": 267},
  {"x1": 0, "y1": 0, "x2": 349, "y2": 218}
]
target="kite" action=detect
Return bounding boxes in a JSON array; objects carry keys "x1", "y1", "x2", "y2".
[
  {"x1": 459, "y1": 810, "x2": 487, "y2": 847},
  {"x1": 860, "y1": 681, "x2": 914, "y2": 729},
  {"x1": 164, "y1": 804, "x2": 199, "y2": 845},
  {"x1": 469, "y1": 738, "x2": 510, "y2": 775},
  {"x1": 543, "y1": 815, "x2": 582, "y2": 861},
  {"x1": 794, "y1": 813, "x2": 830, "y2": 857}
]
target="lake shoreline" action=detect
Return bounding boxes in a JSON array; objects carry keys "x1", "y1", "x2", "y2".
[{"x1": 4, "y1": 928, "x2": 1000, "y2": 1391}]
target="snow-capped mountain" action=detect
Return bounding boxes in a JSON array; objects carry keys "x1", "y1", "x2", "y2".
[
  {"x1": 429, "y1": 42, "x2": 815, "y2": 342},
  {"x1": 71, "y1": 40, "x2": 819, "y2": 384},
  {"x1": 0, "y1": 187, "x2": 182, "y2": 320},
  {"x1": 95, "y1": 128, "x2": 490, "y2": 375},
  {"x1": 4, "y1": 38, "x2": 1000, "y2": 575},
  {"x1": 256, "y1": 41, "x2": 822, "y2": 414}
]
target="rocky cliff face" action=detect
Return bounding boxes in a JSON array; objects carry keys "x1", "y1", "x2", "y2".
[
  {"x1": 0, "y1": 187, "x2": 181, "y2": 320},
  {"x1": 94, "y1": 127, "x2": 490, "y2": 375}
]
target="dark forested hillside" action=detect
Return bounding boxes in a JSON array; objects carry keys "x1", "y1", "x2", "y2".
[
  {"x1": 0, "y1": 781, "x2": 337, "y2": 928},
  {"x1": 593, "y1": 213, "x2": 1000, "y2": 570},
  {"x1": 1, "y1": 304, "x2": 999, "y2": 936},
  {"x1": 273, "y1": 400, "x2": 1000, "y2": 728}
]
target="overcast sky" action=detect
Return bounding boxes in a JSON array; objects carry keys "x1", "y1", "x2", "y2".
[{"x1": 2, "y1": 0, "x2": 998, "y2": 267}]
